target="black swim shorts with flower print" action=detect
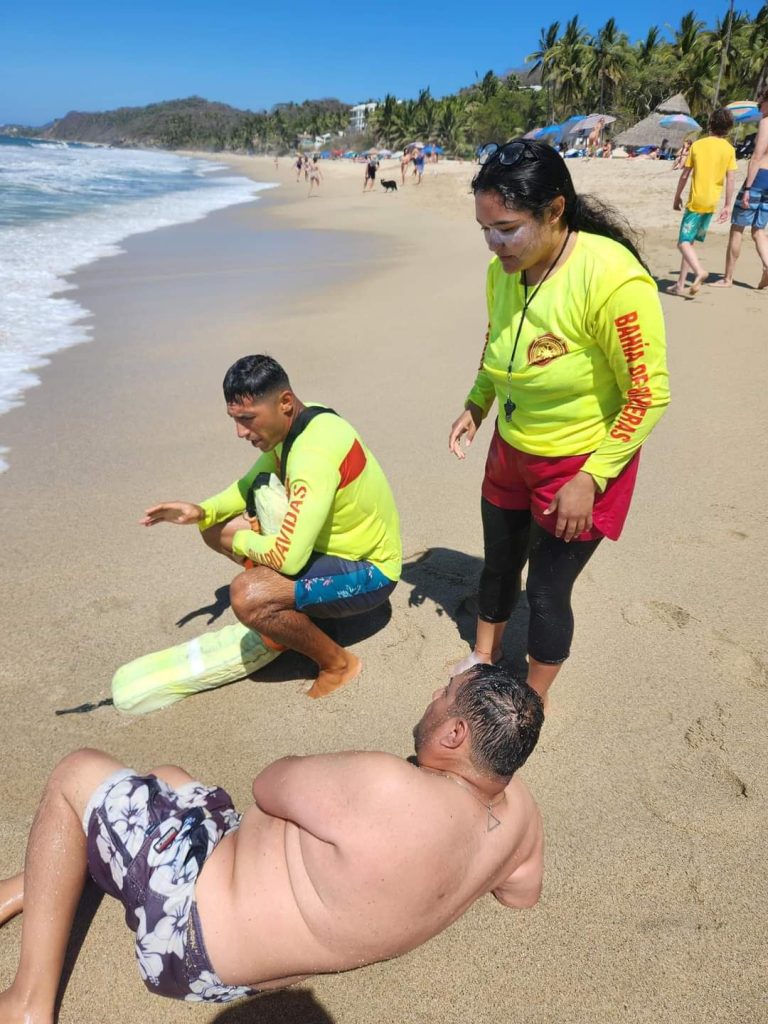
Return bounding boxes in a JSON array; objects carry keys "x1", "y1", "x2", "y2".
[{"x1": 82, "y1": 768, "x2": 259, "y2": 1002}]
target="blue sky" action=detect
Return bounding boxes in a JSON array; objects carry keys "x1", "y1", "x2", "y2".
[{"x1": 2, "y1": 0, "x2": 763, "y2": 124}]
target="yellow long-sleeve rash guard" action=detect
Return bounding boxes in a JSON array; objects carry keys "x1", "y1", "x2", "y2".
[
  {"x1": 197, "y1": 411, "x2": 402, "y2": 581},
  {"x1": 466, "y1": 232, "x2": 670, "y2": 488}
]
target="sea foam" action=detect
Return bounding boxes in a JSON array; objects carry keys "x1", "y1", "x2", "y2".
[{"x1": 0, "y1": 139, "x2": 274, "y2": 471}]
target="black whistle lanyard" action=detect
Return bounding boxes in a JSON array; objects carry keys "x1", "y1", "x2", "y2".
[{"x1": 503, "y1": 229, "x2": 571, "y2": 423}]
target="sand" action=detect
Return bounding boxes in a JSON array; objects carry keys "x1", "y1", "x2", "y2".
[{"x1": 0, "y1": 152, "x2": 766, "y2": 1024}]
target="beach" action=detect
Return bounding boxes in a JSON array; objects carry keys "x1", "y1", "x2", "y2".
[{"x1": 0, "y1": 152, "x2": 766, "y2": 1024}]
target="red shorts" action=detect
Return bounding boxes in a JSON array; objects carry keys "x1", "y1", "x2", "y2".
[{"x1": 482, "y1": 429, "x2": 640, "y2": 542}]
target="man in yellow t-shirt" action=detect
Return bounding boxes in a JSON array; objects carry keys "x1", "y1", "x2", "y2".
[
  {"x1": 670, "y1": 108, "x2": 737, "y2": 297},
  {"x1": 141, "y1": 355, "x2": 401, "y2": 699}
]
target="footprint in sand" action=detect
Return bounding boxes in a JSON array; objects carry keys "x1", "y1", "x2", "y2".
[
  {"x1": 621, "y1": 599, "x2": 767, "y2": 690},
  {"x1": 623, "y1": 600, "x2": 762, "y2": 835}
]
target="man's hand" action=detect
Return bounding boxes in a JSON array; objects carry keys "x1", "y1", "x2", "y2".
[
  {"x1": 543, "y1": 472, "x2": 597, "y2": 542},
  {"x1": 449, "y1": 403, "x2": 483, "y2": 460},
  {"x1": 673, "y1": 195, "x2": 683, "y2": 211},
  {"x1": 140, "y1": 502, "x2": 205, "y2": 527},
  {"x1": 717, "y1": 207, "x2": 731, "y2": 223},
  {"x1": 741, "y1": 189, "x2": 751, "y2": 209}
]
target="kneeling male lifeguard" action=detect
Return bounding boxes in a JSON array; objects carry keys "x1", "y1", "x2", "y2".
[
  {"x1": 0, "y1": 666, "x2": 543, "y2": 1013},
  {"x1": 141, "y1": 355, "x2": 401, "y2": 698}
]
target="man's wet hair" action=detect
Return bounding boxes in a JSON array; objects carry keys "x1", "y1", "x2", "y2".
[
  {"x1": 451, "y1": 664, "x2": 544, "y2": 779},
  {"x1": 709, "y1": 108, "x2": 734, "y2": 136},
  {"x1": 223, "y1": 355, "x2": 291, "y2": 405}
]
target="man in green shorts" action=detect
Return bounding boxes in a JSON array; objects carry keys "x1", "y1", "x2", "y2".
[
  {"x1": 670, "y1": 108, "x2": 736, "y2": 297},
  {"x1": 141, "y1": 355, "x2": 401, "y2": 698}
]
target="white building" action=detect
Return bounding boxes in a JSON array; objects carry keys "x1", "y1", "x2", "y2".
[{"x1": 349, "y1": 102, "x2": 377, "y2": 132}]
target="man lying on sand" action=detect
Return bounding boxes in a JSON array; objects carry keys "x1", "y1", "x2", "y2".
[
  {"x1": 141, "y1": 355, "x2": 401, "y2": 698},
  {"x1": 0, "y1": 665, "x2": 543, "y2": 1014}
]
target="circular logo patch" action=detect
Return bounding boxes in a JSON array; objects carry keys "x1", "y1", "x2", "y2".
[{"x1": 527, "y1": 333, "x2": 568, "y2": 366}]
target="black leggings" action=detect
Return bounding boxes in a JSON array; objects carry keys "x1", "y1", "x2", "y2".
[{"x1": 478, "y1": 498, "x2": 602, "y2": 665}]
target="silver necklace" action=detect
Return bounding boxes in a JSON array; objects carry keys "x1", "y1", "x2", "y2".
[{"x1": 421, "y1": 767, "x2": 505, "y2": 832}]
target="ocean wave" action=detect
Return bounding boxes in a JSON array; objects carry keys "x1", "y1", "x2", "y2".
[{"x1": 0, "y1": 149, "x2": 275, "y2": 470}]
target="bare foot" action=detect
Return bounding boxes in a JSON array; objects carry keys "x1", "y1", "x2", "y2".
[
  {"x1": 450, "y1": 648, "x2": 502, "y2": 677},
  {"x1": 665, "y1": 284, "x2": 689, "y2": 297},
  {"x1": 710, "y1": 278, "x2": 733, "y2": 288},
  {"x1": 758, "y1": 268, "x2": 768, "y2": 290},
  {"x1": 688, "y1": 273, "x2": 708, "y2": 296},
  {"x1": 306, "y1": 653, "x2": 363, "y2": 699}
]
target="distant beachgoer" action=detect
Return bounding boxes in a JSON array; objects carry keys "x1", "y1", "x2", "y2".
[
  {"x1": 308, "y1": 156, "x2": 322, "y2": 197},
  {"x1": 672, "y1": 139, "x2": 691, "y2": 171},
  {"x1": 274, "y1": 155, "x2": 279, "y2": 170},
  {"x1": 295, "y1": 154, "x2": 304, "y2": 182},
  {"x1": 363, "y1": 154, "x2": 378, "y2": 192},
  {"x1": 141, "y1": 355, "x2": 401, "y2": 697},
  {"x1": 587, "y1": 118, "x2": 606, "y2": 159},
  {"x1": 0, "y1": 665, "x2": 544, "y2": 1011},
  {"x1": 670, "y1": 108, "x2": 736, "y2": 297},
  {"x1": 413, "y1": 148, "x2": 426, "y2": 184},
  {"x1": 448, "y1": 140, "x2": 669, "y2": 708},
  {"x1": 602, "y1": 140, "x2": 613, "y2": 159},
  {"x1": 711, "y1": 90, "x2": 768, "y2": 290},
  {"x1": 400, "y1": 150, "x2": 412, "y2": 184}
]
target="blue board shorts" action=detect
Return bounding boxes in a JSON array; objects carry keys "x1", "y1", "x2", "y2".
[
  {"x1": 679, "y1": 209, "x2": 713, "y2": 243},
  {"x1": 293, "y1": 552, "x2": 397, "y2": 619},
  {"x1": 731, "y1": 170, "x2": 768, "y2": 230},
  {"x1": 83, "y1": 769, "x2": 257, "y2": 1003}
]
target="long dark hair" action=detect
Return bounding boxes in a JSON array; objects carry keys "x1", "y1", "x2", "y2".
[{"x1": 472, "y1": 140, "x2": 649, "y2": 272}]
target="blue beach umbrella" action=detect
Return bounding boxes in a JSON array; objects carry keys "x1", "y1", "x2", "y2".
[
  {"x1": 423, "y1": 144, "x2": 445, "y2": 154},
  {"x1": 733, "y1": 108, "x2": 761, "y2": 124},
  {"x1": 659, "y1": 114, "x2": 701, "y2": 130},
  {"x1": 534, "y1": 124, "x2": 562, "y2": 139}
]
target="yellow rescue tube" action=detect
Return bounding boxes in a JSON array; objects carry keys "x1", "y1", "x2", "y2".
[{"x1": 112, "y1": 623, "x2": 280, "y2": 714}]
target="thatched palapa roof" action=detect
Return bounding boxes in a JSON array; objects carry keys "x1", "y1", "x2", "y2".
[{"x1": 614, "y1": 93, "x2": 695, "y2": 150}]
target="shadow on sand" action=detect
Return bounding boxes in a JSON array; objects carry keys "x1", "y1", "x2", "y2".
[
  {"x1": 211, "y1": 989, "x2": 335, "y2": 1024},
  {"x1": 400, "y1": 546, "x2": 529, "y2": 677}
]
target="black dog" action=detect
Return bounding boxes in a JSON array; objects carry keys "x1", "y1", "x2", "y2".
[{"x1": 381, "y1": 179, "x2": 398, "y2": 192}]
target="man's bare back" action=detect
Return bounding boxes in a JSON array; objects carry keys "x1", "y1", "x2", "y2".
[
  {"x1": 0, "y1": 665, "x2": 543, "y2": 1017},
  {"x1": 198, "y1": 749, "x2": 543, "y2": 989}
]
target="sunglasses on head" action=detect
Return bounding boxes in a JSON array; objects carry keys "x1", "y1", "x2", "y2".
[{"x1": 478, "y1": 140, "x2": 540, "y2": 167}]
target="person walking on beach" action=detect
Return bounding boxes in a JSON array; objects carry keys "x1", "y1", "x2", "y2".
[
  {"x1": 363, "y1": 153, "x2": 378, "y2": 191},
  {"x1": 672, "y1": 139, "x2": 691, "y2": 170},
  {"x1": 141, "y1": 355, "x2": 401, "y2": 698},
  {"x1": 295, "y1": 153, "x2": 304, "y2": 182},
  {"x1": 448, "y1": 140, "x2": 670, "y2": 708},
  {"x1": 711, "y1": 90, "x2": 768, "y2": 290},
  {"x1": 669, "y1": 108, "x2": 736, "y2": 297},
  {"x1": 307, "y1": 156, "x2": 322, "y2": 197},
  {"x1": 413, "y1": 147, "x2": 426, "y2": 184},
  {"x1": 0, "y1": 664, "x2": 543, "y2": 1013},
  {"x1": 400, "y1": 149, "x2": 412, "y2": 184}
]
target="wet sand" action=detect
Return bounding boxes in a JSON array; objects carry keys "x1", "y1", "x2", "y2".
[{"x1": 0, "y1": 154, "x2": 766, "y2": 1023}]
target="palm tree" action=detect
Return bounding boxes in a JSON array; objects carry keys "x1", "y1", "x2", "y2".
[
  {"x1": 527, "y1": 21, "x2": 560, "y2": 122},
  {"x1": 585, "y1": 17, "x2": 630, "y2": 111},
  {"x1": 436, "y1": 96, "x2": 469, "y2": 153},
  {"x1": 369, "y1": 94, "x2": 399, "y2": 146},
  {"x1": 548, "y1": 17, "x2": 590, "y2": 117}
]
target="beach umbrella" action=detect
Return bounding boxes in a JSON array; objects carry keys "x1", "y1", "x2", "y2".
[
  {"x1": 659, "y1": 114, "x2": 701, "y2": 130},
  {"x1": 405, "y1": 141, "x2": 424, "y2": 150},
  {"x1": 567, "y1": 114, "x2": 617, "y2": 136},
  {"x1": 522, "y1": 128, "x2": 540, "y2": 139},
  {"x1": 423, "y1": 144, "x2": 445, "y2": 154},
  {"x1": 726, "y1": 100, "x2": 758, "y2": 115},
  {"x1": 533, "y1": 124, "x2": 562, "y2": 139},
  {"x1": 377, "y1": 148, "x2": 393, "y2": 157},
  {"x1": 733, "y1": 108, "x2": 762, "y2": 124}
]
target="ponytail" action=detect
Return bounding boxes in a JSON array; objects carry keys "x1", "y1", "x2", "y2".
[{"x1": 567, "y1": 194, "x2": 649, "y2": 273}]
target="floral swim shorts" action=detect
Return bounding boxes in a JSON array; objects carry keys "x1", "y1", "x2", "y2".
[{"x1": 83, "y1": 768, "x2": 258, "y2": 1002}]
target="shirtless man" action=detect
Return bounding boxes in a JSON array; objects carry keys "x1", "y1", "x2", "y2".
[
  {"x1": 712, "y1": 90, "x2": 768, "y2": 289},
  {"x1": 0, "y1": 664, "x2": 544, "y2": 1016}
]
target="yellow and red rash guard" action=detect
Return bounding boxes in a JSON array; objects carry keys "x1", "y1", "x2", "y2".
[
  {"x1": 197, "y1": 409, "x2": 402, "y2": 581},
  {"x1": 466, "y1": 232, "x2": 670, "y2": 491}
]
